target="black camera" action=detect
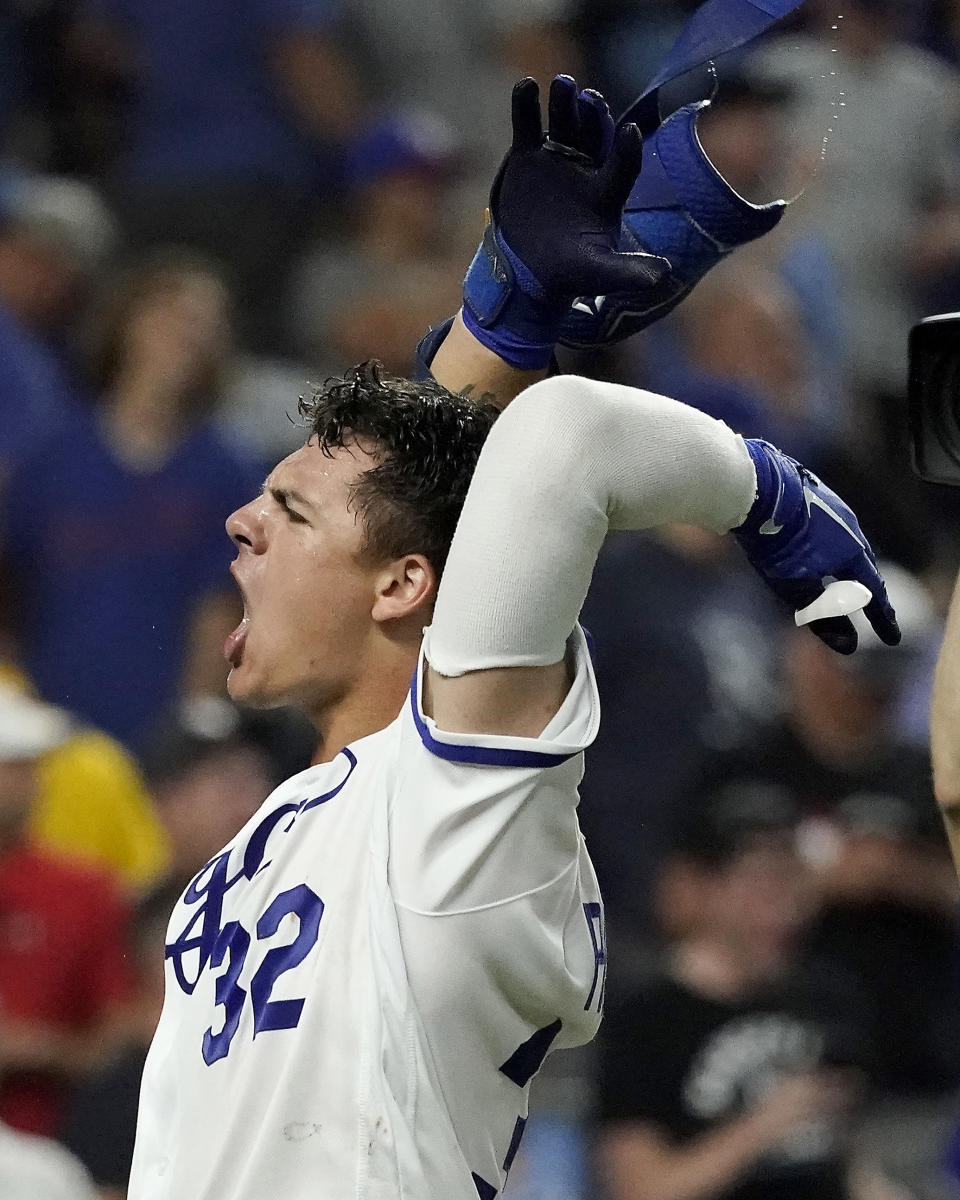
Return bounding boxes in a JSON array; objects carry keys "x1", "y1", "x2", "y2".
[{"x1": 909, "y1": 313, "x2": 960, "y2": 485}]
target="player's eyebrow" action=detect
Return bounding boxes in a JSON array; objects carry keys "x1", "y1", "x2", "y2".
[{"x1": 261, "y1": 482, "x2": 316, "y2": 512}]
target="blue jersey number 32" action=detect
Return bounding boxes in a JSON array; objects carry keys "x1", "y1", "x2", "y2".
[{"x1": 202, "y1": 884, "x2": 324, "y2": 1065}]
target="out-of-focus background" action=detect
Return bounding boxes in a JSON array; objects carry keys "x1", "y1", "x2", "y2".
[{"x1": 0, "y1": 0, "x2": 960, "y2": 1197}]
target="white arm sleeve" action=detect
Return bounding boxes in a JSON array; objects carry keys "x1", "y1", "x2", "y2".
[{"x1": 426, "y1": 374, "x2": 757, "y2": 677}]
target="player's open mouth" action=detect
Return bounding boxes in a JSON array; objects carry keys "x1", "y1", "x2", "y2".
[{"x1": 223, "y1": 616, "x2": 249, "y2": 667}]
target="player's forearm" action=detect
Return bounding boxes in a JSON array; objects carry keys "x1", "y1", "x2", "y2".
[
  {"x1": 932, "y1": 569, "x2": 960, "y2": 863},
  {"x1": 428, "y1": 375, "x2": 755, "y2": 676},
  {"x1": 426, "y1": 311, "x2": 548, "y2": 410},
  {"x1": 604, "y1": 1111, "x2": 792, "y2": 1200}
]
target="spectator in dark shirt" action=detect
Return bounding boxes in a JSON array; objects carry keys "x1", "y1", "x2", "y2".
[
  {"x1": 804, "y1": 790, "x2": 960, "y2": 1098},
  {"x1": 597, "y1": 785, "x2": 905, "y2": 1200}
]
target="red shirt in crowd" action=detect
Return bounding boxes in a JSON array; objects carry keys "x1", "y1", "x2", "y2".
[{"x1": 0, "y1": 843, "x2": 132, "y2": 1135}]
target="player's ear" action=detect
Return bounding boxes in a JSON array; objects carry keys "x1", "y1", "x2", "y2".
[{"x1": 371, "y1": 553, "x2": 436, "y2": 624}]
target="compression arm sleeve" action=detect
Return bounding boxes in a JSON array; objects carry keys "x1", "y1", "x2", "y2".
[{"x1": 425, "y1": 374, "x2": 757, "y2": 677}]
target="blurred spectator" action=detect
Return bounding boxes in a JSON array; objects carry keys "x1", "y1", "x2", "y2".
[
  {"x1": 803, "y1": 792, "x2": 960, "y2": 1200},
  {"x1": 675, "y1": 68, "x2": 845, "y2": 377},
  {"x1": 71, "y1": 0, "x2": 362, "y2": 353},
  {"x1": 753, "y1": 0, "x2": 960, "y2": 403},
  {"x1": 646, "y1": 262, "x2": 840, "y2": 463},
  {"x1": 287, "y1": 108, "x2": 464, "y2": 377},
  {"x1": 0, "y1": 249, "x2": 264, "y2": 749},
  {"x1": 597, "y1": 786, "x2": 903, "y2": 1200},
  {"x1": 0, "y1": 687, "x2": 132, "y2": 1137},
  {"x1": 140, "y1": 696, "x2": 311, "y2": 894},
  {"x1": 804, "y1": 790, "x2": 960, "y2": 1096},
  {"x1": 579, "y1": 525, "x2": 782, "y2": 946},
  {"x1": 60, "y1": 879, "x2": 179, "y2": 1200},
  {"x1": 0, "y1": 172, "x2": 114, "y2": 494},
  {"x1": 33, "y1": 719, "x2": 169, "y2": 895},
  {"x1": 0, "y1": 1119, "x2": 95, "y2": 1200},
  {"x1": 0, "y1": 666, "x2": 169, "y2": 893},
  {"x1": 217, "y1": 354, "x2": 322, "y2": 466},
  {"x1": 341, "y1": 0, "x2": 580, "y2": 213},
  {"x1": 708, "y1": 563, "x2": 937, "y2": 820}
]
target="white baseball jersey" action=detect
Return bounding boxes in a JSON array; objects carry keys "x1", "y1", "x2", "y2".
[{"x1": 130, "y1": 628, "x2": 606, "y2": 1200}]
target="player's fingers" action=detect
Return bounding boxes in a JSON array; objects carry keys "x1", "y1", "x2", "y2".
[
  {"x1": 511, "y1": 77, "x2": 543, "y2": 150},
  {"x1": 809, "y1": 614, "x2": 859, "y2": 655},
  {"x1": 547, "y1": 74, "x2": 580, "y2": 150},
  {"x1": 578, "y1": 88, "x2": 614, "y2": 164},
  {"x1": 591, "y1": 248, "x2": 671, "y2": 292},
  {"x1": 843, "y1": 562, "x2": 902, "y2": 646},
  {"x1": 598, "y1": 122, "x2": 645, "y2": 214},
  {"x1": 864, "y1": 594, "x2": 901, "y2": 646}
]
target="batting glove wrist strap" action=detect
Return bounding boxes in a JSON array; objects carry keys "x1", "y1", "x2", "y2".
[
  {"x1": 462, "y1": 224, "x2": 564, "y2": 369},
  {"x1": 461, "y1": 75, "x2": 669, "y2": 370}
]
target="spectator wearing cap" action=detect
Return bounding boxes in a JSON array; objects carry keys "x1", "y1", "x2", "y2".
[
  {"x1": 69, "y1": 0, "x2": 362, "y2": 354},
  {"x1": 597, "y1": 786, "x2": 904, "y2": 1200},
  {"x1": 287, "y1": 107, "x2": 464, "y2": 377},
  {"x1": 0, "y1": 687, "x2": 133, "y2": 1138},
  {"x1": 0, "y1": 668, "x2": 169, "y2": 894},
  {"x1": 0, "y1": 248, "x2": 265, "y2": 748},
  {"x1": 706, "y1": 562, "x2": 937, "y2": 821},
  {"x1": 140, "y1": 696, "x2": 312, "y2": 896},
  {"x1": 0, "y1": 173, "x2": 114, "y2": 497}
]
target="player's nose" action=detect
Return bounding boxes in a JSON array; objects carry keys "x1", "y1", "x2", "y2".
[{"x1": 226, "y1": 497, "x2": 266, "y2": 553}]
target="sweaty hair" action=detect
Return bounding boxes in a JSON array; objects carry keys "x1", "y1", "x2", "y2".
[{"x1": 298, "y1": 360, "x2": 499, "y2": 579}]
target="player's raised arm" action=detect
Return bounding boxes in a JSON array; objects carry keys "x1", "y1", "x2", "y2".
[
  {"x1": 932, "y1": 569, "x2": 960, "y2": 870},
  {"x1": 423, "y1": 375, "x2": 900, "y2": 739}
]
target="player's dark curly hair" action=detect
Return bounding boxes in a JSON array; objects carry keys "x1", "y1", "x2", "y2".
[{"x1": 298, "y1": 360, "x2": 500, "y2": 579}]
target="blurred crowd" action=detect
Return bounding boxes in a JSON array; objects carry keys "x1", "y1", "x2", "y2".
[{"x1": 1, "y1": 0, "x2": 960, "y2": 1196}]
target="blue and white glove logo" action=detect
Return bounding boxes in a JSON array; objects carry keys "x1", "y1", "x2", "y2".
[{"x1": 734, "y1": 440, "x2": 901, "y2": 655}]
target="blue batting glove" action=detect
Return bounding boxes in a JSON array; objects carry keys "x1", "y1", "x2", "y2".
[
  {"x1": 733, "y1": 439, "x2": 901, "y2": 655},
  {"x1": 559, "y1": 101, "x2": 786, "y2": 349},
  {"x1": 462, "y1": 75, "x2": 669, "y2": 369}
]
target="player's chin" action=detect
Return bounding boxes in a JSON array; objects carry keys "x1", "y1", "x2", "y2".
[
  {"x1": 226, "y1": 663, "x2": 264, "y2": 707},
  {"x1": 227, "y1": 663, "x2": 290, "y2": 711}
]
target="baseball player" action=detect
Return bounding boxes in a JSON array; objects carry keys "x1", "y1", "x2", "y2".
[{"x1": 128, "y1": 71, "x2": 897, "y2": 1200}]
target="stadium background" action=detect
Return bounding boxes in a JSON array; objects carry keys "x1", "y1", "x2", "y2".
[{"x1": 1, "y1": 0, "x2": 960, "y2": 1196}]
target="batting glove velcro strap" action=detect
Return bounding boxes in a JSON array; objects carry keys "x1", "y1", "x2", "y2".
[
  {"x1": 560, "y1": 102, "x2": 786, "y2": 348},
  {"x1": 733, "y1": 439, "x2": 901, "y2": 655}
]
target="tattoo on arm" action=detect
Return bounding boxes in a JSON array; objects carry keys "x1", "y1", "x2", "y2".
[{"x1": 458, "y1": 383, "x2": 499, "y2": 406}]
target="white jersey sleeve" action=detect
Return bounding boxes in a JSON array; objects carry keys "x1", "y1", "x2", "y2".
[{"x1": 390, "y1": 624, "x2": 600, "y2": 914}]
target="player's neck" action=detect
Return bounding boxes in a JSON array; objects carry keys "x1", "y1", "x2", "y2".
[{"x1": 308, "y1": 645, "x2": 418, "y2": 763}]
